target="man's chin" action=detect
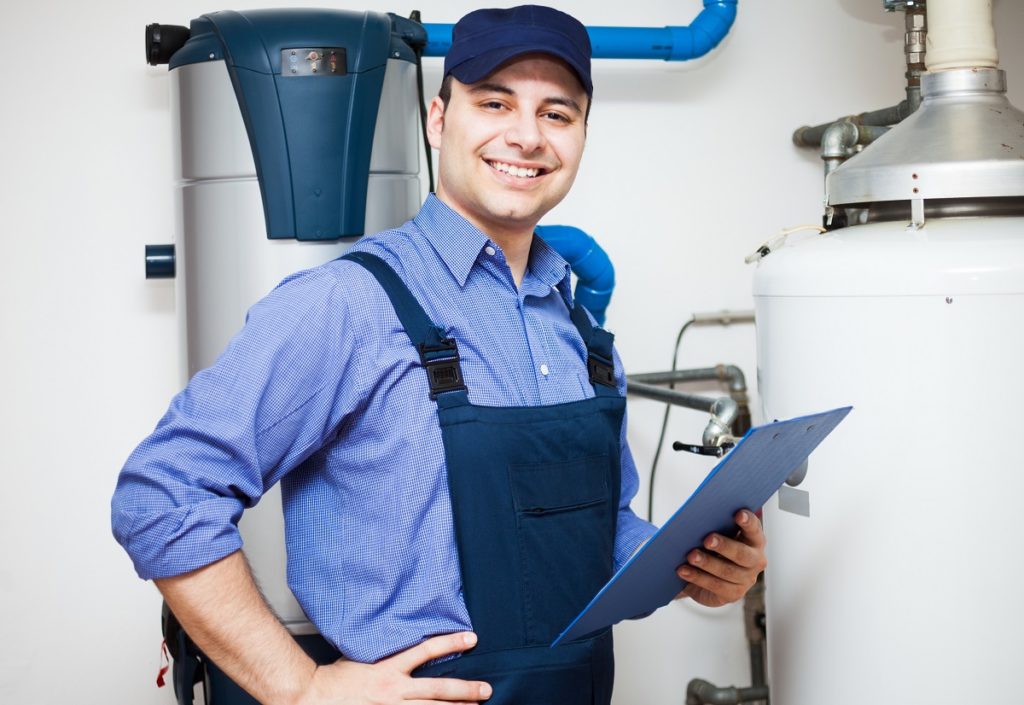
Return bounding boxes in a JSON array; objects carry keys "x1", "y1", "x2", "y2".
[{"x1": 485, "y1": 195, "x2": 559, "y2": 227}]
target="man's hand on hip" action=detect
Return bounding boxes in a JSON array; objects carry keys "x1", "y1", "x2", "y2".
[{"x1": 296, "y1": 632, "x2": 492, "y2": 705}]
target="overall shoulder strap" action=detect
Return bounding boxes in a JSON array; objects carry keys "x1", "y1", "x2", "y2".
[
  {"x1": 342, "y1": 251, "x2": 468, "y2": 400},
  {"x1": 569, "y1": 305, "x2": 619, "y2": 394}
]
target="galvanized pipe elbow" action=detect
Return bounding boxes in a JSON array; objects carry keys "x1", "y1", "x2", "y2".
[
  {"x1": 716, "y1": 363, "x2": 747, "y2": 394},
  {"x1": 686, "y1": 678, "x2": 771, "y2": 705},
  {"x1": 821, "y1": 120, "x2": 860, "y2": 161},
  {"x1": 702, "y1": 396, "x2": 738, "y2": 446}
]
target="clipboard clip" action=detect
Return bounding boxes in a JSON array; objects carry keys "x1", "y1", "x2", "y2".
[{"x1": 672, "y1": 441, "x2": 736, "y2": 458}]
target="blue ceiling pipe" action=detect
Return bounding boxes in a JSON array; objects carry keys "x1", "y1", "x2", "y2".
[{"x1": 422, "y1": 0, "x2": 738, "y2": 61}]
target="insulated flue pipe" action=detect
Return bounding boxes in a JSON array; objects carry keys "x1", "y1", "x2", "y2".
[
  {"x1": 926, "y1": 0, "x2": 998, "y2": 70},
  {"x1": 422, "y1": 0, "x2": 738, "y2": 61}
]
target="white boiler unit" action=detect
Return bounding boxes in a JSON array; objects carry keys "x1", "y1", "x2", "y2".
[{"x1": 754, "y1": 0, "x2": 1024, "y2": 701}]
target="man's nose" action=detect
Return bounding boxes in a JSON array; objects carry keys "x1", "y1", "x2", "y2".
[{"x1": 504, "y1": 112, "x2": 545, "y2": 153}]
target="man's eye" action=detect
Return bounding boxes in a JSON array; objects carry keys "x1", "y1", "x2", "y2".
[
  {"x1": 482, "y1": 101, "x2": 506, "y2": 110},
  {"x1": 543, "y1": 111, "x2": 570, "y2": 122}
]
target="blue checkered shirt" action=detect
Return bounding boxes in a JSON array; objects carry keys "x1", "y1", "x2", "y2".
[{"x1": 111, "y1": 194, "x2": 655, "y2": 663}]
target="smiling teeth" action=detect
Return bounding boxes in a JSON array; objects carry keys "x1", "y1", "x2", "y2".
[{"x1": 490, "y1": 161, "x2": 540, "y2": 178}]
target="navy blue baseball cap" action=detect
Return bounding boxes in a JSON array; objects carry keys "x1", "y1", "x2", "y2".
[{"x1": 443, "y1": 5, "x2": 593, "y2": 97}]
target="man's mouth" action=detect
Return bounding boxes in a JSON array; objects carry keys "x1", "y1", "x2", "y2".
[{"x1": 486, "y1": 160, "x2": 547, "y2": 179}]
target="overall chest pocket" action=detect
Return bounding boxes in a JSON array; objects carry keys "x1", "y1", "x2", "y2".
[
  {"x1": 509, "y1": 455, "x2": 608, "y2": 514},
  {"x1": 507, "y1": 454, "x2": 615, "y2": 644}
]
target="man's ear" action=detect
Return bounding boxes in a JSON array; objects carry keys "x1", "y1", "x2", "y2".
[{"x1": 426, "y1": 96, "x2": 445, "y2": 150}]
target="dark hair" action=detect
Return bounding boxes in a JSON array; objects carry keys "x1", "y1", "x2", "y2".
[
  {"x1": 438, "y1": 74, "x2": 454, "y2": 108},
  {"x1": 437, "y1": 73, "x2": 591, "y2": 123}
]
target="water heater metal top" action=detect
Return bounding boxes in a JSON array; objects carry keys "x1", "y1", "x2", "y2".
[
  {"x1": 165, "y1": 9, "x2": 425, "y2": 240},
  {"x1": 826, "y1": 67, "x2": 1024, "y2": 207}
]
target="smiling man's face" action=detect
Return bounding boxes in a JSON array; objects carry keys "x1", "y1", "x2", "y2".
[{"x1": 427, "y1": 55, "x2": 588, "y2": 241}]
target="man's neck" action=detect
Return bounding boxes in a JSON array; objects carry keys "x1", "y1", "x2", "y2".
[
  {"x1": 433, "y1": 193, "x2": 536, "y2": 288},
  {"x1": 488, "y1": 230, "x2": 532, "y2": 288}
]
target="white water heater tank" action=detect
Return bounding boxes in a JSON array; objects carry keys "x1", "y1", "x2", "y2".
[
  {"x1": 755, "y1": 66, "x2": 1024, "y2": 703},
  {"x1": 755, "y1": 216, "x2": 1024, "y2": 702},
  {"x1": 164, "y1": 12, "x2": 422, "y2": 634}
]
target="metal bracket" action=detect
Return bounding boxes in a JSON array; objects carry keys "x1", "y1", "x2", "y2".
[{"x1": 909, "y1": 198, "x2": 926, "y2": 229}]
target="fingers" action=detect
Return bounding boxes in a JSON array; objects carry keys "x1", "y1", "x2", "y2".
[
  {"x1": 306, "y1": 642, "x2": 491, "y2": 705},
  {"x1": 677, "y1": 510, "x2": 767, "y2": 606},
  {"x1": 676, "y1": 580, "x2": 726, "y2": 608},
  {"x1": 701, "y1": 511, "x2": 767, "y2": 571},
  {"x1": 404, "y1": 676, "x2": 492, "y2": 702},
  {"x1": 736, "y1": 509, "x2": 767, "y2": 550},
  {"x1": 685, "y1": 546, "x2": 750, "y2": 584},
  {"x1": 678, "y1": 560, "x2": 747, "y2": 605},
  {"x1": 387, "y1": 632, "x2": 479, "y2": 673},
  {"x1": 380, "y1": 633, "x2": 491, "y2": 702}
]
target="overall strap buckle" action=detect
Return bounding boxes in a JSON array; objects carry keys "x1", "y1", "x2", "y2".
[
  {"x1": 419, "y1": 338, "x2": 468, "y2": 399},
  {"x1": 587, "y1": 352, "x2": 616, "y2": 389}
]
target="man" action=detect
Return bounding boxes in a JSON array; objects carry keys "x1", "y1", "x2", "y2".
[{"x1": 112, "y1": 6, "x2": 766, "y2": 704}]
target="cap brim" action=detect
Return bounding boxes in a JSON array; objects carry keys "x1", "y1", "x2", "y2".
[{"x1": 448, "y1": 44, "x2": 592, "y2": 97}]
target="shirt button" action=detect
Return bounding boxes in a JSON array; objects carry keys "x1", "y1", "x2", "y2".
[
  {"x1": 484, "y1": 245, "x2": 496, "y2": 256},
  {"x1": 540, "y1": 363, "x2": 550, "y2": 376}
]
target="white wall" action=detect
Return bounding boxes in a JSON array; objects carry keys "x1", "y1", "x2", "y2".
[{"x1": 2, "y1": 1, "x2": 1021, "y2": 703}]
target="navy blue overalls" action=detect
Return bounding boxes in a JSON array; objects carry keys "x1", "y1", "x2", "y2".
[
  {"x1": 187, "y1": 250, "x2": 625, "y2": 705},
  {"x1": 347, "y1": 251, "x2": 624, "y2": 704}
]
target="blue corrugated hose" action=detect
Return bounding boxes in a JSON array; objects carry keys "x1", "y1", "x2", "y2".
[{"x1": 535, "y1": 225, "x2": 615, "y2": 326}]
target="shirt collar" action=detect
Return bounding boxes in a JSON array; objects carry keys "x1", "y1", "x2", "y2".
[
  {"x1": 527, "y1": 232, "x2": 574, "y2": 309},
  {"x1": 413, "y1": 195, "x2": 490, "y2": 287},
  {"x1": 413, "y1": 195, "x2": 574, "y2": 307}
]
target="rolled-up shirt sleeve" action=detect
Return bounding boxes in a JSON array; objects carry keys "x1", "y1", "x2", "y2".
[
  {"x1": 611, "y1": 347, "x2": 657, "y2": 570},
  {"x1": 111, "y1": 266, "x2": 367, "y2": 580}
]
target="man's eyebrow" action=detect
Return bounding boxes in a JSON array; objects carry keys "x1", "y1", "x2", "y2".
[
  {"x1": 468, "y1": 82, "x2": 515, "y2": 96},
  {"x1": 468, "y1": 82, "x2": 583, "y2": 115},
  {"x1": 544, "y1": 95, "x2": 583, "y2": 115}
]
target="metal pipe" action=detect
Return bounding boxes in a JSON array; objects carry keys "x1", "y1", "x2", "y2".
[
  {"x1": 628, "y1": 364, "x2": 747, "y2": 393},
  {"x1": 421, "y1": 0, "x2": 738, "y2": 61},
  {"x1": 793, "y1": 4, "x2": 926, "y2": 149},
  {"x1": 903, "y1": 7, "x2": 927, "y2": 108},
  {"x1": 626, "y1": 381, "x2": 715, "y2": 411},
  {"x1": 686, "y1": 679, "x2": 771, "y2": 705},
  {"x1": 795, "y1": 103, "x2": 907, "y2": 149},
  {"x1": 628, "y1": 363, "x2": 748, "y2": 446},
  {"x1": 686, "y1": 578, "x2": 768, "y2": 705},
  {"x1": 743, "y1": 574, "x2": 767, "y2": 690},
  {"x1": 821, "y1": 121, "x2": 890, "y2": 176},
  {"x1": 628, "y1": 368, "x2": 722, "y2": 385},
  {"x1": 626, "y1": 381, "x2": 737, "y2": 446},
  {"x1": 689, "y1": 309, "x2": 755, "y2": 326},
  {"x1": 702, "y1": 396, "x2": 738, "y2": 447}
]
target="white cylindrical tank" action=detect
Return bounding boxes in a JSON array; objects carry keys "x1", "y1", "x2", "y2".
[
  {"x1": 754, "y1": 216, "x2": 1024, "y2": 702},
  {"x1": 170, "y1": 56, "x2": 421, "y2": 633}
]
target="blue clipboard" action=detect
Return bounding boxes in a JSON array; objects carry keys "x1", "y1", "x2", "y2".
[{"x1": 552, "y1": 406, "x2": 852, "y2": 646}]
